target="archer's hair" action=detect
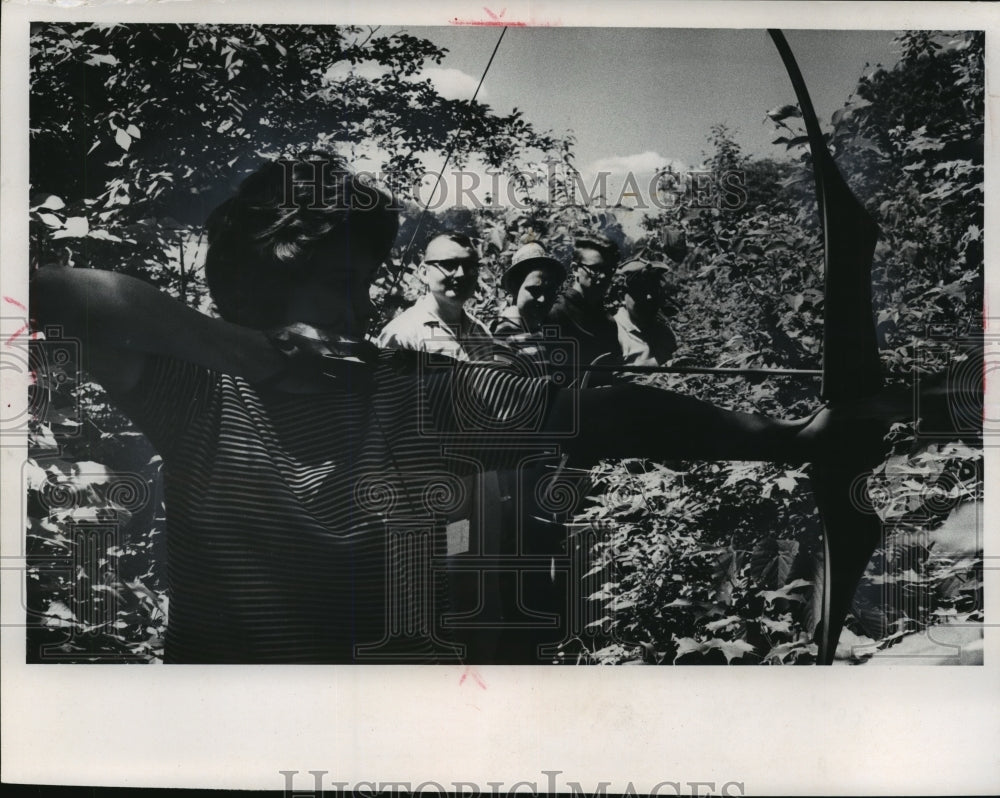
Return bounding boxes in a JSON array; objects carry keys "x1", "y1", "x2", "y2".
[{"x1": 205, "y1": 151, "x2": 399, "y2": 328}]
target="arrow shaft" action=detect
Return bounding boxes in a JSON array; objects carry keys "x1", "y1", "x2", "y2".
[
  {"x1": 464, "y1": 361, "x2": 821, "y2": 378},
  {"x1": 578, "y1": 364, "x2": 821, "y2": 377}
]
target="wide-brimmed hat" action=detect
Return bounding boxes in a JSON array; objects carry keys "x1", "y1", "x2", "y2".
[{"x1": 501, "y1": 242, "x2": 566, "y2": 293}]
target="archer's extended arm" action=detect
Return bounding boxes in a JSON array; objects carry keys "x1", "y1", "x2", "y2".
[{"x1": 30, "y1": 267, "x2": 284, "y2": 395}]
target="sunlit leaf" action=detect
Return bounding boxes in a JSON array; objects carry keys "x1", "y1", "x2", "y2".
[
  {"x1": 37, "y1": 212, "x2": 63, "y2": 228},
  {"x1": 52, "y1": 216, "x2": 89, "y2": 238},
  {"x1": 114, "y1": 127, "x2": 132, "y2": 150}
]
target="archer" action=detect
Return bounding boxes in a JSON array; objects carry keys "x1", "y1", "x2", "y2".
[{"x1": 30, "y1": 152, "x2": 901, "y2": 663}]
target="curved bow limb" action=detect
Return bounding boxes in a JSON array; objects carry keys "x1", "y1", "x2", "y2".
[{"x1": 768, "y1": 30, "x2": 885, "y2": 665}]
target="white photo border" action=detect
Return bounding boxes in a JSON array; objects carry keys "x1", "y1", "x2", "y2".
[{"x1": 2, "y1": 1, "x2": 997, "y2": 794}]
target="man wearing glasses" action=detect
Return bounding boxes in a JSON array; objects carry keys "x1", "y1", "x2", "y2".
[
  {"x1": 547, "y1": 234, "x2": 623, "y2": 382},
  {"x1": 377, "y1": 232, "x2": 495, "y2": 361}
]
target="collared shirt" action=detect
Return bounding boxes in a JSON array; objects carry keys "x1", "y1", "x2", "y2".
[
  {"x1": 377, "y1": 293, "x2": 496, "y2": 361},
  {"x1": 491, "y1": 305, "x2": 530, "y2": 338},
  {"x1": 613, "y1": 307, "x2": 678, "y2": 367},
  {"x1": 376, "y1": 294, "x2": 513, "y2": 656},
  {"x1": 491, "y1": 306, "x2": 556, "y2": 369}
]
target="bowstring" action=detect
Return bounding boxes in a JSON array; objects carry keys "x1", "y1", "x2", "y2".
[
  {"x1": 362, "y1": 26, "x2": 508, "y2": 663},
  {"x1": 367, "y1": 25, "x2": 509, "y2": 341}
]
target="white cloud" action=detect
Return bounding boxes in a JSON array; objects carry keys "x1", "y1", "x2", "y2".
[
  {"x1": 324, "y1": 63, "x2": 486, "y2": 103},
  {"x1": 566, "y1": 151, "x2": 693, "y2": 238},
  {"x1": 578, "y1": 150, "x2": 689, "y2": 211},
  {"x1": 586, "y1": 150, "x2": 687, "y2": 177},
  {"x1": 422, "y1": 67, "x2": 486, "y2": 102}
]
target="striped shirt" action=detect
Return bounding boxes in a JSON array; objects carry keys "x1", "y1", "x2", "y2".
[{"x1": 117, "y1": 351, "x2": 556, "y2": 663}]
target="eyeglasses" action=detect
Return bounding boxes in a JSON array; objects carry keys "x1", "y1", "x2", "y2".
[
  {"x1": 424, "y1": 258, "x2": 479, "y2": 275},
  {"x1": 575, "y1": 263, "x2": 612, "y2": 282}
]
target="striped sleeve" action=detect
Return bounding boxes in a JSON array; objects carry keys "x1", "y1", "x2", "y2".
[
  {"x1": 113, "y1": 354, "x2": 219, "y2": 460},
  {"x1": 421, "y1": 361, "x2": 559, "y2": 453}
]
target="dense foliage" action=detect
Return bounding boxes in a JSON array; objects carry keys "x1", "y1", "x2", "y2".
[
  {"x1": 568, "y1": 31, "x2": 984, "y2": 664},
  {"x1": 25, "y1": 27, "x2": 983, "y2": 664}
]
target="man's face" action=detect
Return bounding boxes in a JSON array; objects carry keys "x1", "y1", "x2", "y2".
[
  {"x1": 515, "y1": 268, "x2": 560, "y2": 328},
  {"x1": 419, "y1": 237, "x2": 480, "y2": 306},
  {"x1": 572, "y1": 247, "x2": 612, "y2": 302},
  {"x1": 625, "y1": 290, "x2": 659, "y2": 326},
  {"x1": 624, "y1": 271, "x2": 680, "y2": 327}
]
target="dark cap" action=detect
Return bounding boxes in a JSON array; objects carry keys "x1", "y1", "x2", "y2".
[{"x1": 617, "y1": 260, "x2": 677, "y2": 303}]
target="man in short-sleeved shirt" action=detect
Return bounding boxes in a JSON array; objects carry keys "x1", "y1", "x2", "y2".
[
  {"x1": 378, "y1": 234, "x2": 496, "y2": 361},
  {"x1": 377, "y1": 234, "x2": 518, "y2": 660},
  {"x1": 613, "y1": 263, "x2": 680, "y2": 367}
]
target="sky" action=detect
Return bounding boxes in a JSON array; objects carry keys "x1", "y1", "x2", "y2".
[
  {"x1": 340, "y1": 26, "x2": 903, "y2": 237},
  {"x1": 417, "y1": 27, "x2": 901, "y2": 168}
]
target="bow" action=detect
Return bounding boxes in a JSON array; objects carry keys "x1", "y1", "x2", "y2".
[
  {"x1": 364, "y1": 27, "x2": 888, "y2": 665},
  {"x1": 768, "y1": 30, "x2": 885, "y2": 664}
]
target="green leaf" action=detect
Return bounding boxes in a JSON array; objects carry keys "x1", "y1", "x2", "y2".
[
  {"x1": 37, "y1": 212, "x2": 63, "y2": 228},
  {"x1": 43, "y1": 600, "x2": 78, "y2": 627},
  {"x1": 673, "y1": 635, "x2": 755, "y2": 664},
  {"x1": 760, "y1": 578, "x2": 813, "y2": 608},
  {"x1": 33, "y1": 194, "x2": 65, "y2": 211},
  {"x1": 52, "y1": 216, "x2": 89, "y2": 238},
  {"x1": 706, "y1": 638, "x2": 756, "y2": 663},
  {"x1": 114, "y1": 128, "x2": 132, "y2": 151},
  {"x1": 762, "y1": 617, "x2": 792, "y2": 636},
  {"x1": 774, "y1": 474, "x2": 799, "y2": 493},
  {"x1": 766, "y1": 104, "x2": 802, "y2": 123},
  {"x1": 750, "y1": 538, "x2": 800, "y2": 589},
  {"x1": 85, "y1": 53, "x2": 118, "y2": 67},
  {"x1": 704, "y1": 615, "x2": 741, "y2": 633}
]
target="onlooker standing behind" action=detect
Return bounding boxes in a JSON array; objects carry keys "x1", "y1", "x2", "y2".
[
  {"x1": 490, "y1": 241, "x2": 571, "y2": 661},
  {"x1": 613, "y1": 261, "x2": 681, "y2": 367},
  {"x1": 377, "y1": 233, "x2": 495, "y2": 360},
  {"x1": 546, "y1": 235, "x2": 622, "y2": 380},
  {"x1": 377, "y1": 232, "x2": 508, "y2": 661},
  {"x1": 492, "y1": 241, "x2": 566, "y2": 363}
]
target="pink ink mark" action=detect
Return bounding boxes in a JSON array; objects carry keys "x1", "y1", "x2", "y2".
[
  {"x1": 451, "y1": 9, "x2": 527, "y2": 26},
  {"x1": 5, "y1": 323, "x2": 29, "y2": 347},
  {"x1": 3, "y1": 296, "x2": 27, "y2": 311},
  {"x1": 459, "y1": 666, "x2": 487, "y2": 689},
  {"x1": 451, "y1": 17, "x2": 526, "y2": 27}
]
